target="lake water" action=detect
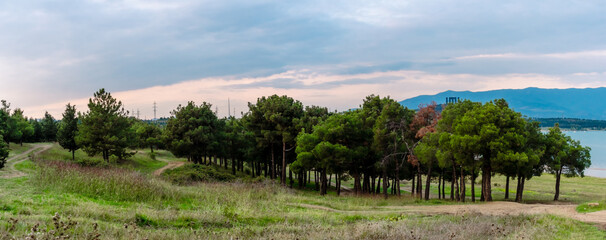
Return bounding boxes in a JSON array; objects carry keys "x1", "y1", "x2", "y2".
[{"x1": 564, "y1": 131, "x2": 606, "y2": 178}]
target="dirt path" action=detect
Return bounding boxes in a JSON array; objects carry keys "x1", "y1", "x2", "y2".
[
  {"x1": 297, "y1": 201, "x2": 606, "y2": 228},
  {"x1": 153, "y1": 157, "x2": 186, "y2": 176},
  {"x1": 0, "y1": 143, "x2": 52, "y2": 179}
]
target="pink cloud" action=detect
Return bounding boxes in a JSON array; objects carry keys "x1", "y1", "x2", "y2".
[{"x1": 24, "y1": 70, "x2": 606, "y2": 119}]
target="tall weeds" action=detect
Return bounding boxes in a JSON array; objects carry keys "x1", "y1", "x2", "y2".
[{"x1": 33, "y1": 160, "x2": 182, "y2": 203}]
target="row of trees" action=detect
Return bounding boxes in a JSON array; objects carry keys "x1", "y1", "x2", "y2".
[
  {"x1": 1, "y1": 89, "x2": 591, "y2": 203},
  {"x1": 0, "y1": 90, "x2": 164, "y2": 166},
  {"x1": 0, "y1": 100, "x2": 58, "y2": 168},
  {"x1": 0, "y1": 100, "x2": 58, "y2": 146}
]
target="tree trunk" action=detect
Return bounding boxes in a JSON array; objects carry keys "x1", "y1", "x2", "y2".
[
  {"x1": 72, "y1": 150, "x2": 75, "y2": 161},
  {"x1": 481, "y1": 162, "x2": 492, "y2": 201},
  {"x1": 282, "y1": 140, "x2": 287, "y2": 186},
  {"x1": 450, "y1": 177, "x2": 455, "y2": 200},
  {"x1": 438, "y1": 173, "x2": 442, "y2": 199},
  {"x1": 271, "y1": 145, "x2": 275, "y2": 179},
  {"x1": 460, "y1": 166, "x2": 465, "y2": 202},
  {"x1": 314, "y1": 171, "x2": 320, "y2": 191},
  {"x1": 441, "y1": 169, "x2": 446, "y2": 199},
  {"x1": 328, "y1": 174, "x2": 332, "y2": 189},
  {"x1": 363, "y1": 174, "x2": 370, "y2": 193},
  {"x1": 505, "y1": 176, "x2": 510, "y2": 200},
  {"x1": 371, "y1": 176, "x2": 376, "y2": 194},
  {"x1": 424, "y1": 160, "x2": 432, "y2": 200},
  {"x1": 455, "y1": 168, "x2": 460, "y2": 202},
  {"x1": 451, "y1": 165, "x2": 457, "y2": 201},
  {"x1": 471, "y1": 171, "x2": 476, "y2": 202},
  {"x1": 299, "y1": 170, "x2": 305, "y2": 189},
  {"x1": 554, "y1": 168, "x2": 562, "y2": 201},
  {"x1": 232, "y1": 156, "x2": 237, "y2": 175},
  {"x1": 416, "y1": 166, "x2": 422, "y2": 198},
  {"x1": 336, "y1": 174, "x2": 341, "y2": 196},
  {"x1": 320, "y1": 169, "x2": 327, "y2": 195},
  {"x1": 515, "y1": 175, "x2": 522, "y2": 202},
  {"x1": 354, "y1": 173, "x2": 361, "y2": 194},
  {"x1": 376, "y1": 176, "x2": 381, "y2": 194},
  {"x1": 383, "y1": 161, "x2": 388, "y2": 199},
  {"x1": 519, "y1": 177, "x2": 525, "y2": 202},
  {"x1": 150, "y1": 145, "x2": 154, "y2": 153},
  {"x1": 410, "y1": 172, "x2": 417, "y2": 196},
  {"x1": 396, "y1": 166, "x2": 401, "y2": 196}
]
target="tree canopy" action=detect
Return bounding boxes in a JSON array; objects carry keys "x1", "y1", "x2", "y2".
[{"x1": 77, "y1": 89, "x2": 134, "y2": 162}]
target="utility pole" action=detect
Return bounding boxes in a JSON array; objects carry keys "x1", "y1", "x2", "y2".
[
  {"x1": 228, "y1": 98, "x2": 231, "y2": 118},
  {"x1": 136, "y1": 109, "x2": 140, "y2": 119}
]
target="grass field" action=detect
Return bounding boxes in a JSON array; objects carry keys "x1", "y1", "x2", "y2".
[{"x1": 0, "y1": 143, "x2": 604, "y2": 239}]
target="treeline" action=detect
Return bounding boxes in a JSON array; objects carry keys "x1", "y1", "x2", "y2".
[
  {"x1": 0, "y1": 100, "x2": 59, "y2": 168},
  {"x1": 0, "y1": 100, "x2": 58, "y2": 146},
  {"x1": 0, "y1": 89, "x2": 592, "y2": 203},
  {"x1": 536, "y1": 118, "x2": 606, "y2": 130}
]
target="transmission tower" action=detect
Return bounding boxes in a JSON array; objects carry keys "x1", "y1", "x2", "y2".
[{"x1": 153, "y1": 101, "x2": 157, "y2": 121}]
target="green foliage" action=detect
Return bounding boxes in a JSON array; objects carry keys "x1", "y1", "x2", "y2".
[
  {"x1": 246, "y1": 94, "x2": 305, "y2": 184},
  {"x1": 8, "y1": 109, "x2": 34, "y2": 145},
  {"x1": 544, "y1": 124, "x2": 592, "y2": 178},
  {"x1": 0, "y1": 136, "x2": 8, "y2": 169},
  {"x1": 162, "y1": 164, "x2": 236, "y2": 185},
  {"x1": 57, "y1": 104, "x2": 79, "y2": 160},
  {"x1": 77, "y1": 89, "x2": 135, "y2": 162},
  {"x1": 41, "y1": 111, "x2": 58, "y2": 142},
  {"x1": 164, "y1": 101, "x2": 219, "y2": 164},
  {"x1": 0, "y1": 100, "x2": 12, "y2": 144}
]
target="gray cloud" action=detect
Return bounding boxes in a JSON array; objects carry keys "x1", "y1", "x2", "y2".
[{"x1": 2, "y1": 0, "x2": 606, "y2": 111}]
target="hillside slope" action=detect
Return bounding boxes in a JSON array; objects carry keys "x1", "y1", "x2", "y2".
[{"x1": 399, "y1": 87, "x2": 606, "y2": 119}]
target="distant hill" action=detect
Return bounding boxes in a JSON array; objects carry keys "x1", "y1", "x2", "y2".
[{"x1": 399, "y1": 87, "x2": 606, "y2": 120}]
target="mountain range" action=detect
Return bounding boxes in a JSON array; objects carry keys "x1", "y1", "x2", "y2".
[{"x1": 399, "y1": 87, "x2": 606, "y2": 120}]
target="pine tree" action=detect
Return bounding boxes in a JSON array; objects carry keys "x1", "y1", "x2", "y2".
[
  {"x1": 57, "y1": 104, "x2": 79, "y2": 161},
  {"x1": 0, "y1": 136, "x2": 8, "y2": 169},
  {"x1": 41, "y1": 111, "x2": 58, "y2": 142},
  {"x1": 77, "y1": 89, "x2": 133, "y2": 162}
]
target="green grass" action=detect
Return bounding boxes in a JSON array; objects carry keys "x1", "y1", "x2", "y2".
[
  {"x1": 383, "y1": 174, "x2": 606, "y2": 204},
  {"x1": 13, "y1": 159, "x2": 36, "y2": 173},
  {"x1": 35, "y1": 143, "x2": 175, "y2": 174},
  {"x1": 577, "y1": 201, "x2": 606, "y2": 213},
  {"x1": 0, "y1": 143, "x2": 603, "y2": 239},
  {"x1": 117, "y1": 150, "x2": 168, "y2": 174},
  {"x1": 32, "y1": 160, "x2": 183, "y2": 203},
  {"x1": 7, "y1": 143, "x2": 33, "y2": 157}
]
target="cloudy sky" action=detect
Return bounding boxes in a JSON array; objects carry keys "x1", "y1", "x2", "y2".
[{"x1": 1, "y1": 0, "x2": 606, "y2": 119}]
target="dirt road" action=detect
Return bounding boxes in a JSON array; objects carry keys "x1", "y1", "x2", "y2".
[
  {"x1": 153, "y1": 157, "x2": 186, "y2": 176},
  {"x1": 0, "y1": 143, "x2": 52, "y2": 178}
]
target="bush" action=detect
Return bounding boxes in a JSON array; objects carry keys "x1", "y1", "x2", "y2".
[{"x1": 163, "y1": 164, "x2": 235, "y2": 185}]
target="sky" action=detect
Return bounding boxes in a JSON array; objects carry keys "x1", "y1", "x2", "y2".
[{"x1": 1, "y1": 0, "x2": 606, "y2": 119}]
